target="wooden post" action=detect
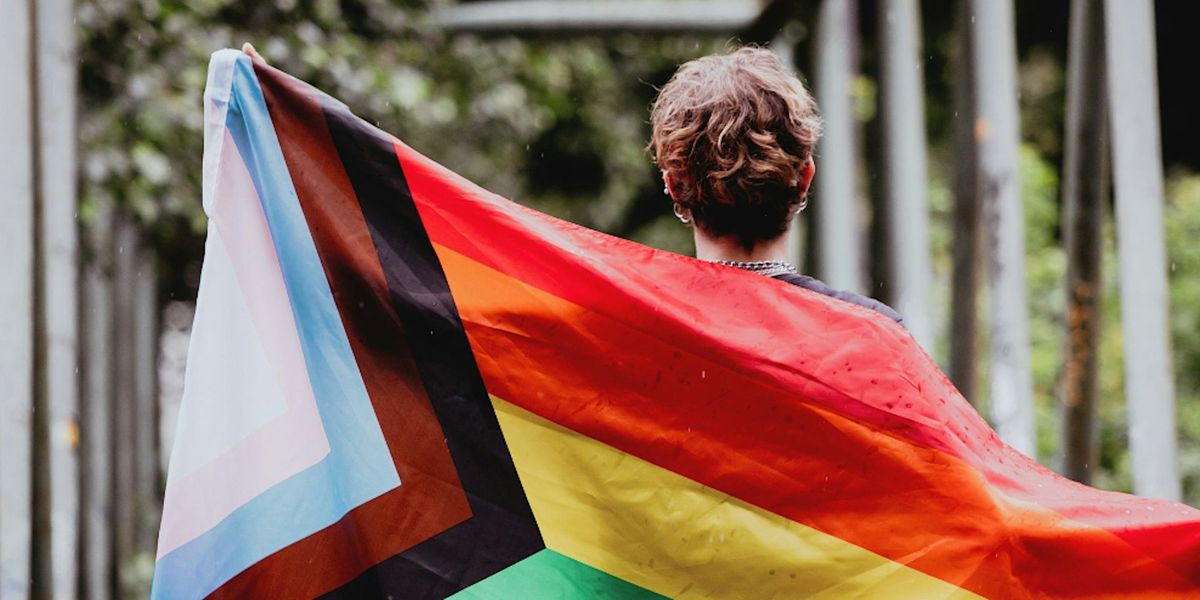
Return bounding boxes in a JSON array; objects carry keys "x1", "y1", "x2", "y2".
[
  {"x1": 773, "y1": 29, "x2": 807, "y2": 268},
  {"x1": 1059, "y1": 0, "x2": 1107, "y2": 485},
  {"x1": 79, "y1": 201, "x2": 114, "y2": 600},
  {"x1": 949, "y1": 0, "x2": 981, "y2": 403},
  {"x1": 811, "y1": 0, "x2": 864, "y2": 293},
  {"x1": 877, "y1": 0, "x2": 933, "y2": 349},
  {"x1": 111, "y1": 212, "x2": 138, "y2": 594},
  {"x1": 970, "y1": 0, "x2": 1037, "y2": 457},
  {"x1": 1103, "y1": 0, "x2": 1180, "y2": 500},
  {"x1": 0, "y1": 1, "x2": 35, "y2": 597},
  {"x1": 134, "y1": 250, "x2": 161, "y2": 556},
  {"x1": 34, "y1": 0, "x2": 80, "y2": 596}
]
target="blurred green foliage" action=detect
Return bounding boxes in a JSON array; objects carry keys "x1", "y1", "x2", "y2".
[
  {"x1": 79, "y1": 0, "x2": 1200, "y2": 515},
  {"x1": 79, "y1": 0, "x2": 721, "y2": 299}
]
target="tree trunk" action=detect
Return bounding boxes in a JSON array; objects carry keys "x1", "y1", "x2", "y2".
[
  {"x1": 1059, "y1": 0, "x2": 1107, "y2": 485},
  {"x1": 969, "y1": 0, "x2": 1037, "y2": 457},
  {"x1": 1103, "y1": 0, "x2": 1180, "y2": 500}
]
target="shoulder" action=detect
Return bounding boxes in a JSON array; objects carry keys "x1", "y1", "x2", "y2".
[{"x1": 772, "y1": 272, "x2": 906, "y2": 327}]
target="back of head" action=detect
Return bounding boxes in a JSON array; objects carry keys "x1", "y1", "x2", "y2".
[{"x1": 649, "y1": 46, "x2": 822, "y2": 250}]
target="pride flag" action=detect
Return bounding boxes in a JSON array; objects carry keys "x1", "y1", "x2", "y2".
[{"x1": 153, "y1": 49, "x2": 1200, "y2": 599}]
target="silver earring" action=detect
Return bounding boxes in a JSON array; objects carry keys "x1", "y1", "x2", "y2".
[
  {"x1": 673, "y1": 202, "x2": 691, "y2": 225},
  {"x1": 663, "y1": 185, "x2": 670, "y2": 196}
]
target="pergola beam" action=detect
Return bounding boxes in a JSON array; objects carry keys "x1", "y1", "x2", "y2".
[{"x1": 431, "y1": 0, "x2": 763, "y2": 34}]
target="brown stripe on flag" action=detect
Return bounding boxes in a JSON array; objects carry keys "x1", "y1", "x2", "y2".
[
  {"x1": 210, "y1": 63, "x2": 472, "y2": 599},
  {"x1": 316, "y1": 82, "x2": 543, "y2": 598}
]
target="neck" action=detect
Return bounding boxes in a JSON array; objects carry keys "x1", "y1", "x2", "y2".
[{"x1": 693, "y1": 229, "x2": 791, "y2": 263}]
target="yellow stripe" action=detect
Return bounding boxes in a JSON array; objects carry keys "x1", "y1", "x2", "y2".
[{"x1": 492, "y1": 396, "x2": 980, "y2": 600}]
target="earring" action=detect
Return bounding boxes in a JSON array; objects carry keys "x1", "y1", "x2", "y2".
[
  {"x1": 673, "y1": 202, "x2": 691, "y2": 225},
  {"x1": 796, "y1": 195, "x2": 809, "y2": 214},
  {"x1": 663, "y1": 185, "x2": 671, "y2": 196}
]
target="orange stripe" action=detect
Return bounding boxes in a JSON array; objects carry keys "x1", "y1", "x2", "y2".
[
  {"x1": 432, "y1": 241, "x2": 1195, "y2": 598},
  {"x1": 397, "y1": 139, "x2": 1200, "y2": 587},
  {"x1": 491, "y1": 395, "x2": 981, "y2": 599}
]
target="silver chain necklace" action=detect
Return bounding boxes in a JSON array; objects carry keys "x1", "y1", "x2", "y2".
[{"x1": 711, "y1": 259, "x2": 798, "y2": 278}]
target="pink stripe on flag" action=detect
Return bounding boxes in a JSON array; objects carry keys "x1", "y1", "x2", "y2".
[{"x1": 157, "y1": 132, "x2": 331, "y2": 559}]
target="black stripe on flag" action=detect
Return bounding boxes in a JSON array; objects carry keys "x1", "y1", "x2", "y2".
[{"x1": 318, "y1": 101, "x2": 543, "y2": 599}]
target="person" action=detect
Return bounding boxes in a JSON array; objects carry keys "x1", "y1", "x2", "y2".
[{"x1": 648, "y1": 46, "x2": 903, "y2": 326}]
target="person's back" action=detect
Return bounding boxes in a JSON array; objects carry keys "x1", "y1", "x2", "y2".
[{"x1": 648, "y1": 46, "x2": 902, "y2": 326}]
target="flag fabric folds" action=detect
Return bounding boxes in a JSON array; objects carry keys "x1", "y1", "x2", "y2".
[{"x1": 153, "y1": 49, "x2": 1200, "y2": 599}]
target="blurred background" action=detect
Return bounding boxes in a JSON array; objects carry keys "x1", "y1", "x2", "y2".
[{"x1": 3, "y1": 0, "x2": 1200, "y2": 598}]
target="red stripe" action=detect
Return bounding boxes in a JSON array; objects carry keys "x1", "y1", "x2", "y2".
[
  {"x1": 435, "y1": 240, "x2": 1194, "y2": 597},
  {"x1": 393, "y1": 139, "x2": 1200, "y2": 593}
]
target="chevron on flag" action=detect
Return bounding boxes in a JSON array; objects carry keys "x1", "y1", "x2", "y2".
[{"x1": 152, "y1": 49, "x2": 1200, "y2": 599}]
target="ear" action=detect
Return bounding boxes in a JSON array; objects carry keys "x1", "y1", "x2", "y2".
[{"x1": 799, "y1": 156, "x2": 816, "y2": 197}]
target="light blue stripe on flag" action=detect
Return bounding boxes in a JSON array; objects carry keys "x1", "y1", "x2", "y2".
[{"x1": 151, "y1": 53, "x2": 400, "y2": 600}]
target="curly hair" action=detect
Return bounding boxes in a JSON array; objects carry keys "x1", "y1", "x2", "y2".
[{"x1": 649, "y1": 46, "x2": 822, "y2": 250}]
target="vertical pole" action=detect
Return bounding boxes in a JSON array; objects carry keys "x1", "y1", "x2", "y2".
[
  {"x1": 34, "y1": 0, "x2": 80, "y2": 596},
  {"x1": 0, "y1": 0, "x2": 35, "y2": 597},
  {"x1": 877, "y1": 0, "x2": 933, "y2": 349},
  {"x1": 133, "y1": 250, "x2": 160, "y2": 557},
  {"x1": 79, "y1": 202, "x2": 114, "y2": 600},
  {"x1": 949, "y1": 0, "x2": 981, "y2": 403},
  {"x1": 970, "y1": 0, "x2": 1036, "y2": 457},
  {"x1": 1103, "y1": 0, "x2": 1180, "y2": 500},
  {"x1": 812, "y1": 0, "x2": 864, "y2": 293},
  {"x1": 1059, "y1": 0, "x2": 1107, "y2": 485},
  {"x1": 111, "y1": 213, "x2": 137, "y2": 595},
  {"x1": 773, "y1": 30, "x2": 805, "y2": 268}
]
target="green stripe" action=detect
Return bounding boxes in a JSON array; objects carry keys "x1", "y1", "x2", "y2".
[{"x1": 450, "y1": 549, "x2": 667, "y2": 600}]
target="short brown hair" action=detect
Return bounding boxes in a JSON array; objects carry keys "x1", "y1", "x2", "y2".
[{"x1": 649, "y1": 46, "x2": 822, "y2": 249}]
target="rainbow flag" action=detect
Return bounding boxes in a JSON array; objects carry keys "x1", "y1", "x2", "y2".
[{"x1": 152, "y1": 49, "x2": 1200, "y2": 599}]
